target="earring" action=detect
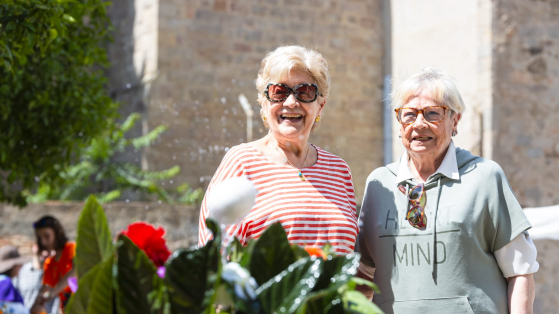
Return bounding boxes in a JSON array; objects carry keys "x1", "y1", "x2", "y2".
[
  {"x1": 263, "y1": 115, "x2": 267, "y2": 121},
  {"x1": 452, "y1": 130, "x2": 457, "y2": 137},
  {"x1": 398, "y1": 133, "x2": 402, "y2": 139},
  {"x1": 315, "y1": 116, "x2": 321, "y2": 122}
]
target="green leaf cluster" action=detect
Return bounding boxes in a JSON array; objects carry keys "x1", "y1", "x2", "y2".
[
  {"x1": 70, "y1": 196, "x2": 383, "y2": 314},
  {"x1": 25, "y1": 113, "x2": 203, "y2": 205},
  {"x1": 0, "y1": 0, "x2": 118, "y2": 206}
]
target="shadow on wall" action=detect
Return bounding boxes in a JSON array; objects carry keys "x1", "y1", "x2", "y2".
[{"x1": 106, "y1": 0, "x2": 147, "y2": 201}]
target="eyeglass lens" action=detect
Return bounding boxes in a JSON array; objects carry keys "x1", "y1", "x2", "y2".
[
  {"x1": 399, "y1": 107, "x2": 445, "y2": 124},
  {"x1": 267, "y1": 84, "x2": 318, "y2": 102},
  {"x1": 408, "y1": 184, "x2": 426, "y2": 208},
  {"x1": 407, "y1": 205, "x2": 427, "y2": 228}
]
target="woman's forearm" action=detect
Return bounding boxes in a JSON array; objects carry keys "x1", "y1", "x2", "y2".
[
  {"x1": 508, "y1": 274, "x2": 535, "y2": 314},
  {"x1": 51, "y1": 266, "x2": 76, "y2": 296},
  {"x1": 355, "y1": 269, "x2": 375, "y2": 300}
]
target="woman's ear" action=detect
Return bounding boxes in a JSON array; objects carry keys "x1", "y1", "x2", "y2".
[
  {"x1": 318, "y1": 98, "x2": 326, "y2": 115},
  {"x1": 453, "y1": 112, "x2": 462, "y2": 128}
]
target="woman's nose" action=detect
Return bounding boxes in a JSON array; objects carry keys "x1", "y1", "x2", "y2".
[
  {"x1": 413, "y1": 112, "x2": 428, "y2": 128},
  {"x1": 283, "y1": 93, "x2": 298, "y2": 107}
]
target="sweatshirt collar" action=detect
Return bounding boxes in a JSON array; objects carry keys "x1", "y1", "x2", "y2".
[{"x1": 395, "y1": 140, "x2": 460, "y2": 184}]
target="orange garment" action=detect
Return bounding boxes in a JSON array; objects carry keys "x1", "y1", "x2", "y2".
[{"x1": 43, "y1": 241, "x2": 75, "y2": 310}]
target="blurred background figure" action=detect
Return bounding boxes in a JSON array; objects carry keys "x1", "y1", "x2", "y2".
[
  {"x1": 13, "y1": 243, "x2": 60, "y2": 314},
  {"x1": 0, "y1": 245, "x2": 31, "y2": 313},
  {"x1": 32, "y1": 216, "x2": 75, "y2": 314}
]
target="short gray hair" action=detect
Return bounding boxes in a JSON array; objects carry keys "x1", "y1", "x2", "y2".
[{"x1": 391, "y1": 67, "x2": 466, "y2": 114}]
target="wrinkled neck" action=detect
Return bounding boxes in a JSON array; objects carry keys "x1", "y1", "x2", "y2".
[{"x1": 408, "y1": 149, "x2": 447, "y2": 183}]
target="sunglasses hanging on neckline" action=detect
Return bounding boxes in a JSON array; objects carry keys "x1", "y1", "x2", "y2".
[{"x1": 405, "y1": 183, "x2": 428, "y2": 229}]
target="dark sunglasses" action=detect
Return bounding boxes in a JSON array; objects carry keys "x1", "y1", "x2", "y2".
[
  {"x1": 406, "y1": 183, "x2": 427, "y2": 229},
  {"x1": 264, "y1": 83, "x2": 321, "y2": 103}
]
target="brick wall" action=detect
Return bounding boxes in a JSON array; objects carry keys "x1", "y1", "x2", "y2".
[
  {"x1": 493, "y1": 0, "x2": 559, "y2": 207},
  {"x1": 147, "y1": 0, "x2": 385, "y2": 203}
]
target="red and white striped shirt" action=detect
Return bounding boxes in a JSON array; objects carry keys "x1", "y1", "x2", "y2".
[{"x1": 198, "y1": 143, "x2": 358, "y2": 254}]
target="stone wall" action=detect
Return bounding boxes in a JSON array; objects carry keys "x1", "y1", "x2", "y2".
[
  {"x1": 0, "y1": 202, "x2": 199, "y2": 251},
  {"x1": 147, "y1": 0, "x2": 385, "y2": 203},
  {"x1": 533, "y1": 239, "x2": 559, "y2": 313},
  {"x1": 492, "y1": 0, "x2": 559, "y2": 207},
  {"x1": 390, "y1": 0, "x2": 493, "y2": 161}
]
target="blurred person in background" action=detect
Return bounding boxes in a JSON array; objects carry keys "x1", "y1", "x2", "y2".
[
  {"x1": 356, "y1": 68, "x2": 538, "y2": 313},
  {"x1": 199, "y1": 45, "x2": 358, "y2": 254},
  {"x1": 0, "y1": 245, "x2": 45, "y2": 314},
  {"x1": 32, "y1": 216, "x2": 74, "y2": 314},
  {"x1": 13, "y1": 243, "x2": 59, "y2": 314}
]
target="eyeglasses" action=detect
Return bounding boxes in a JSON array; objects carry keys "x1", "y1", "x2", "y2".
[
  {"x1": 395, "y1": 106, "x2": 448, "y2": 125},
  {"x1": 406, "y1": 183, "x2": 427, "y2": 229},
  {"x1": 264, "y1": 83, "x2": 321, "y2": 103}
]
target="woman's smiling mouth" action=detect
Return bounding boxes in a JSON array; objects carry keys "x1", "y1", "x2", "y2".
[
  {"x1": 280, "y1": 113, "x2": 303, "y2": 122},
  {"x1": 413, "y1": 136, "x2": 433, "y2": 141}
]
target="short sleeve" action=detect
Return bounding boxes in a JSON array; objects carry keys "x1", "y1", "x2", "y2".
[
  {"x1": 490, "y1": 164, "x2": 532, "y2": 252},
  {"x1": 67, "y1": 242, "x2": 76, "y2": 259},
  {"x1": 494, "y1": 231, "x2": 539, "y2": 278}
]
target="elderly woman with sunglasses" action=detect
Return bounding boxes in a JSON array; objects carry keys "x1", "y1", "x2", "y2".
[
  {"x1": 356, "y1": 68, "x2": 538, "y2": 314},
  {"x1": 198, "y1": 46, "x2": 358, "y2": 254}
]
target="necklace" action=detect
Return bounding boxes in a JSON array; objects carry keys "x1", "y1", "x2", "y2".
[{"x1": 275, "y1": 144, "x2": 310, "y2": 181}]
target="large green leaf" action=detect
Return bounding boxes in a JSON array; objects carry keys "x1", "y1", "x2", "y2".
[
  {"x1": 256, "y1": 258, "x2": 321, "y2": 314},
  {"x1": 86, "y1": 254, "x2": 114, "y2": 314},
  {"x1": 75, "y1": 195, "x2": 113, "y2": 278},
  {"x1": 65, "y1": 263, "x2": 100, "y2": 314},
  {"x1": 164, "y1": 245, "x2": 216, "y2": 313},
  {"x1": 294, "y1": 287, "x2": 343, "y2": 314},
  {"x1": 298, "y1": 254, "x2": 362, "y2": 313},
  {"x1": 115, "y1": 235, "x2": 164, "y2": 314},
  {"x1": 291, "y1": 244, "x2": 310, "y2": 260},
  {"x1": 165, "y1": 218, "x2": 222, "y2": 314},
  {"x1": 314, "y1": 253, "x2": 361, "y2": 291},
  {"x1": 249, "y1": 222, "x2": 296, "y2": 285},
  {"x1": 343, "y1": 290, "x2": 384, "y2": 314}
]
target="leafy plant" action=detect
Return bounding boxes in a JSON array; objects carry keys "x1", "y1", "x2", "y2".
[
  {"x1": 68, "y1": 196, "x2": 383, "y2": 314},
  {"x1": 25, "y1": 113, "x2": 203, "y2": 204},
  {"x1": 0, "y1": 0, "x2": 119, "y2": 207}
]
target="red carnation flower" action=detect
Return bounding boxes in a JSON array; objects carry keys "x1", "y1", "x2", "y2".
[{"x1": 121, "y1": 222, "x2": 171, "y2": 267}]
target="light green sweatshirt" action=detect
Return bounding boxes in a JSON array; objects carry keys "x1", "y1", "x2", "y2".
[{"x1": 357, "y1": 147, "x2": 531, "y2": 314}]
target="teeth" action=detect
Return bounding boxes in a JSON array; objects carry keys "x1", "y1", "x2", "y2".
[
  {"x1": 414, "y1": 136, "x2": 431, "y2": 140},
  {"x1": 281, "y1": 114, "x2": 302, "y2": 118}
]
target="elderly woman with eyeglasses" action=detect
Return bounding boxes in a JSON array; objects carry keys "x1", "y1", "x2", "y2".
[
  {"x1": 198, "y1": 45, "x2": 358, "y2": 254},
  {"x1": 356, "y1": 68, "x2": 538, "y2": 314}
]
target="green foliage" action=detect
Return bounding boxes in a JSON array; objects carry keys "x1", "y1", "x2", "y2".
[
  {"x1": 116, "y1": 235, "x2": 164, "y2": 314},
  {"x1": 248, "y1": 223, "x2": 296, "y2": 286},
  {"x1": 75, "y1": 195, "x2": 113, "y2": 278},
  {"x1": 26, "y1": 113, "x2": 203, "y2": 204},
  {"x1": 85, "y1": 255, "x2": 115, "y2": 314},
  {"x1": 0, "y1": 0, "x2": 118, "y2": 206},
  {"x1": 66, "y1": 262, "x2": 102, "y2": 314},
  {"x1": 165, "y1": 219, "x2": 221, "y2": 313},
  {"x1": 70, "y1": 196, "x2": 383, "y2": 314}
]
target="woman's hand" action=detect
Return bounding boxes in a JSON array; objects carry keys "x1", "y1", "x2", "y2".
[
  {"x1": 33, "y1": 285, "x2": 51, "y2": 307},
  {"x1": 507, "y1": 274, "x2": 535, "y2": 314},
  {"x1": 355, "y1": 269, "x2": 375, "y2": 300}
]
